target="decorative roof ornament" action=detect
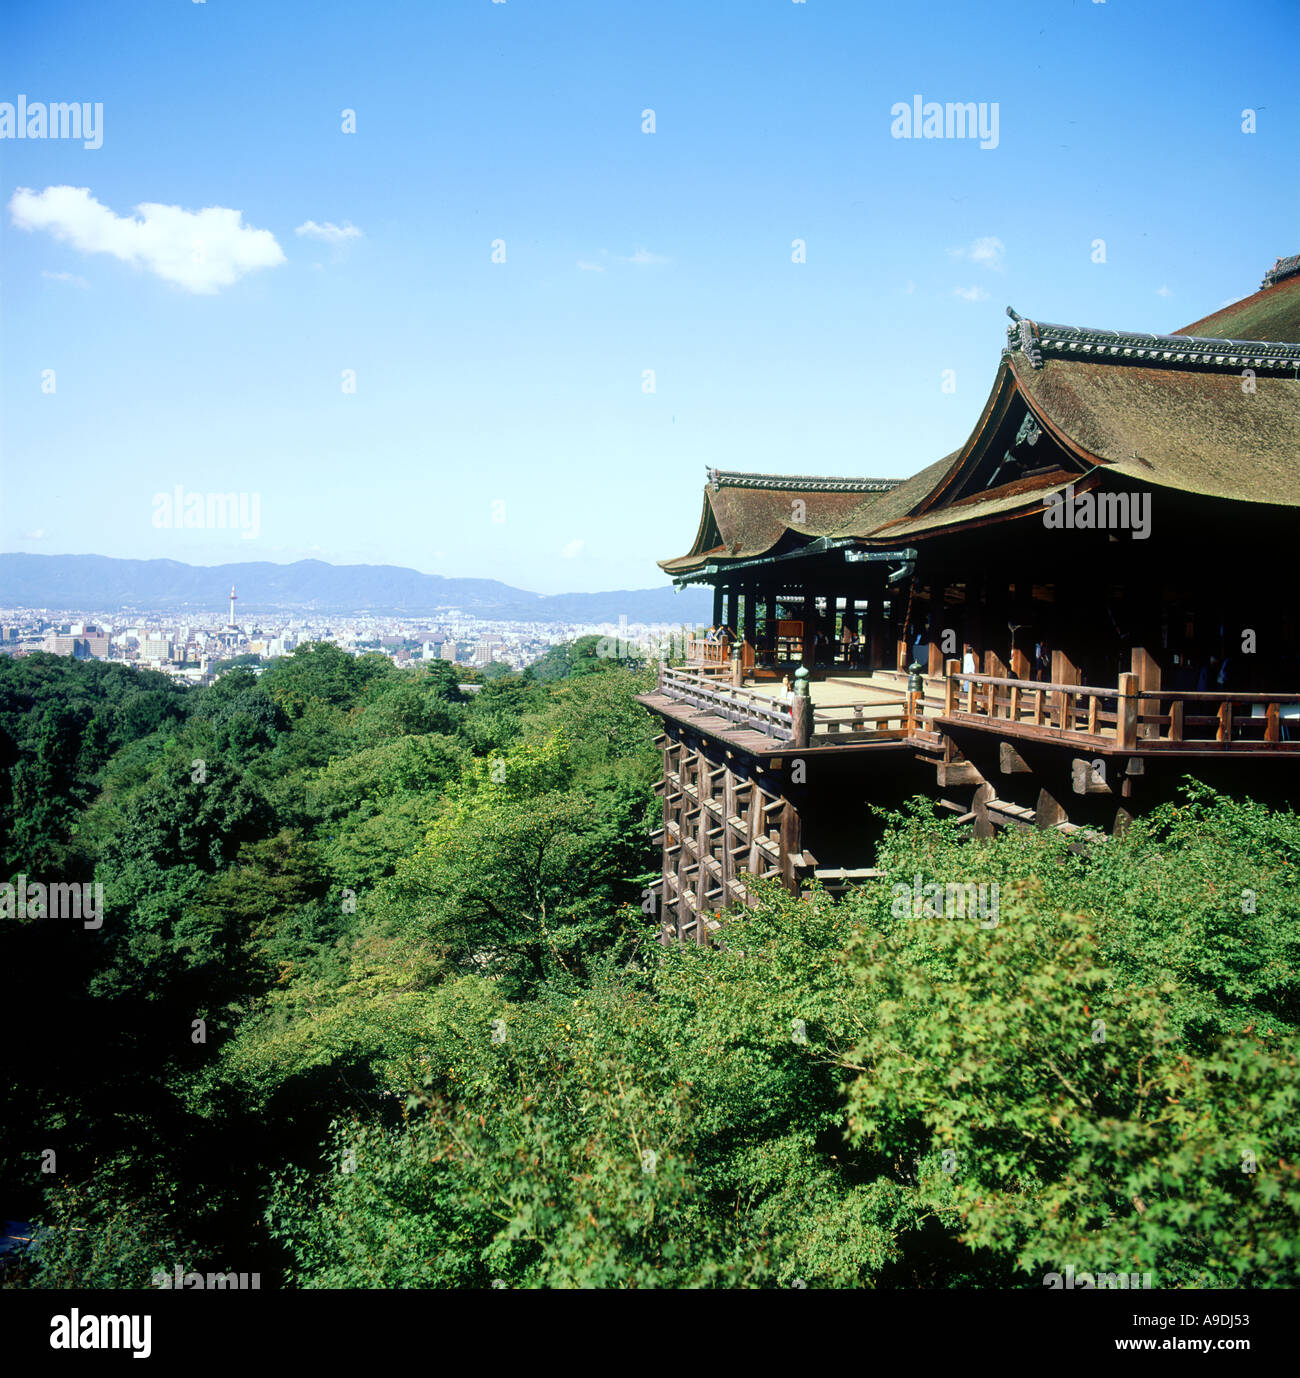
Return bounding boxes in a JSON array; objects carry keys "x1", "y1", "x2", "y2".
[
  {"x1": 1005, "y1": 307, "x2": 1044, "y2": 369},
  {"x1": 706, "y1": 470, "x2": 903, "y2": 493},
  {"x1": 1003, "y1": 309, "x2": 1300, "y2": 373},
  {"x1": 1261, "y1": 254, "x2": 1300, "y2": 290},
  {"x1": 1014, "y1": 413, "x2": 1042, "y2": 448}
]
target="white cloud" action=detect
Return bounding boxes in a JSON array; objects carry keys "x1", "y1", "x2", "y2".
[
  {"x1": 953, "y1": 285, "x2": 989, "y2": 302},
  {"x1": 294, "y1": 219, "x2": 363, "y2": 246},
  {"x1": 622, "y1": 247, "x2": 668, "y2": 266},
  {"x1": 41, "y1": 269, "x2": 88, "y2": 288},
  {"x1": 576, "y1": 259, "x2": 605, "y2": 272},
  {"x1": 9, "y1": 185, "x2": 285, "y2": 294},
  {"x1": 1156, "y1": 284, "x2": 1172, "y2": 298},
  {"x1": 950, "y1": 236, "x2": 1005, "y2": 271},
  {"x1": 24, "y1": 528, "x2": 46, "y2": 540},
  {"x1": 560, "y1": 539, "x2": 585, "y2": 559}
]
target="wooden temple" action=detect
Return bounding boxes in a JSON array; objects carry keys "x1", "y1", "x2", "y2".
[{"x1": 638, "y1": 255, "x2": 1300, "y2": 944}]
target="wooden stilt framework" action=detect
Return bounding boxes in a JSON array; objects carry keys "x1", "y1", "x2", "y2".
[{"x1": 656, "y1": 721, "x2": 803, "y2": 944}]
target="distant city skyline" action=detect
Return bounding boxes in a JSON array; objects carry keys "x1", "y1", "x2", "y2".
[
  {"x1": 1, "y1": 596, "x2": 694, "y2": 687},
  {"x1": 2, "y1": 1, "x2": 1296, "y2": 592}
]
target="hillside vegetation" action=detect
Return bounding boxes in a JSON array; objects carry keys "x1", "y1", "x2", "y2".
[{"x1": 1, "y1": 643, "x2": 1296, "y2": 1288}]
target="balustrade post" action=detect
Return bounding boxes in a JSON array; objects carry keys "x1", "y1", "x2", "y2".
[
  {"x1": 944, "y1": 658, "x2": 960, "y2": 715},
  {"x1": 1217, "y1": 700, "x2": 1233, "y2": 744},
  {"x1": 1168, "y1": 698, "x2": 1183, "y2": 743},
  {"x1": 791, "y1": 666, "x2": 812, "y2": 748},
  {"x1": 1117, "y1": 673, "x2": 1138, "y2": 751}
]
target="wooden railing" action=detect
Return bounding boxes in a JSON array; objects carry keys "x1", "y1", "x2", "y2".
[
  {"x1": 813, "y1": 699, "x2": 912, "y2": 741},
  {"x1": 684, "y1": 637, "x2": 730, "y2": 668},
  {"x1": 939, "y1": 664, "x2": 1300, "y2": 753},
  {"x1": 1135, "y1": 690, "x2": 1300, "y2": 750},
  {"x1": 659, "y1": 666, "x2": 797, "y2": 741},
  {"x1": 658, "y1": 666, "x2": 923, "y2": 749},
  {"x1": 942, "y1": 670, "x2": 1123, "y2": 742}
]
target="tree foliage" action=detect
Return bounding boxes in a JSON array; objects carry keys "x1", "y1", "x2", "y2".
[{"x1": 3, "y1": 643, "x2": 1297, "y2": 1290}]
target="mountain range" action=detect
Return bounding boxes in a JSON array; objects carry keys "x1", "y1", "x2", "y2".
[{"x1": 0, "y1": 554, "x2": 711, "y2": 624}]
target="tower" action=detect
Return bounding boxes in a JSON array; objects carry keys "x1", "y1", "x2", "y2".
[{"x1": 228, "y1": 585, "x2": 238, "y2": 629}]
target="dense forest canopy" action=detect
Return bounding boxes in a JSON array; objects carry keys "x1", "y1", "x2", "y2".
[{"x1": 1, "y1": 644, "x2": 1297, "y2": 1288}]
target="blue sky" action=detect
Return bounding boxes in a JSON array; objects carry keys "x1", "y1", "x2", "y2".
[{"x1": 1, "y1": 0, "x2": 1296, "y2": 594}]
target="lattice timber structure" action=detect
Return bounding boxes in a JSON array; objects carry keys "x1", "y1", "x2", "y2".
[{"x1": 654, "y1": 725, "x2": 808, "y2": 944}]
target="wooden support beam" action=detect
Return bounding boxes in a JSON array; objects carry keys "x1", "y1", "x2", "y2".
[
  {"x1": 1035, "y1": 787, "x2": 1068, "y2": 830},
  {"x1": 1071, "y1": 756, "x2": 1112, "y2": 795},
  {"x1": 998, "y1": 740, "x2": 1031, "y2": 773},
  {"x1": 972, "y1": 782, "x2": 995, "y2": 840}
]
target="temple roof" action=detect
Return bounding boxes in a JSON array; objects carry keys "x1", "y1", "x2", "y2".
[
  {"x1": 658, "y1": 470, "x2": 907, "y2": 574},
  {"x1": 1002, "y1": 309, "x2": 1300, "y2": 374},
  {"x1": 1173, "y1": 263, "x2": 1300, "y2": 343},
  {"x1": 659, "y1": 255, "x2": 1300, "y2": 578},
  {"x1": 1009, "y1": 353, "x2": 1300, "y2": 507}
]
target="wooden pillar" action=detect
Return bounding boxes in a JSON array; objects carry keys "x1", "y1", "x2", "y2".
[
  {"x1": 694, "y1": 747, "x2": 711, "y2": 943},
  {"x1": 1117, "y1": 672, "x2": 1139, "y2": 752},
  {"x1": 722, "y1": 764, "x2": 736, "y2": 901},
  {"x1": 928, "y1": 582, "x2": 947, "y2": 678},
  {"x1": 742, "y1": 583, "x2": 757, "y2": 645},
  {"x1": 712, "y1": 583, "x2": 723, "y2": 628},
  {"x1": 864, "y1": 597, "x2": 880, "y2": 673},
  {"x1": 896, "y1": 581, "x2": 913, "y2": 673},
  {"x1": 1009, "y1": 571, "x2": 1033, "y2": 679},
  {"x1": 1131, "y1": 647, "x2": 1160, "y2": 740},
  {"x1": 779, "y1": 797, "x2": 801, "y2": 894},
  {"x1": 1051, "y1": 648, "x2": 1080, "y2": 730},
  {"x1": 746, "y1": 778, "x2": 765, "y2": 882},
  {"x1": 676, "y1": 743, "x2": 693, "y2": 942},
  {"x1": 723, "y1": 586, "x2": 736, "y2": 635},
  {"x1": 972, "y1": 781, "x2": 996, "y2": 840},
  {"x1": 791, "y1": 688, "x2": 812, "y2": 748},
  {"x1": 659, "y1": 735, "x2": 675, "y2": 945}
]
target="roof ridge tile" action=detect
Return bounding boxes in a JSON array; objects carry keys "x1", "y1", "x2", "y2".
[{"x1": 1003, "y1": 307, "x2": 1300, "y2": 373}]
